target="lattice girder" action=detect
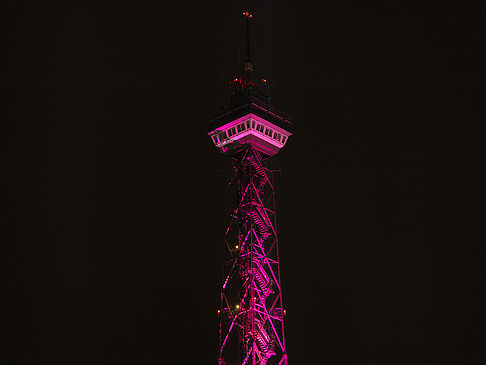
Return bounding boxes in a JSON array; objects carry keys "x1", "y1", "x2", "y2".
[{"x1": 218, "y1": 146, "x2": 287, "y2": 365}]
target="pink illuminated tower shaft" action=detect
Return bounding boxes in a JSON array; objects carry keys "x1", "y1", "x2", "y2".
[
  {"x1": 208, "y1": 11, "x2": 293, "y2": 365},
  {"x1": 216, "y1": 147, "x2": 288, "y2": 365}
]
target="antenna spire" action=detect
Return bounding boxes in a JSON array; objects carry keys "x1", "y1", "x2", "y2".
[
  {"x1": 229, "y1": 8, "x2": 270, "y2": 100},
  {"x1": 242, "y1": 10, "x2": 253, "y2": 75}
]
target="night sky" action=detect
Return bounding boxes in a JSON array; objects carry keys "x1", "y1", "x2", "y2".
[{"x1": 6, "y1": 1, "x2": 485, "y2": 364}]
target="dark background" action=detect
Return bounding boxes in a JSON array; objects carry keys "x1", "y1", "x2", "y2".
[{"x1": 6, "y1": 1, "x2": 485, "y2": 364}]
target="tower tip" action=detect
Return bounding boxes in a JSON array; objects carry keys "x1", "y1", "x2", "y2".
[{"x1": 243, "y1": 10, "x2": 253, "y2": 72}]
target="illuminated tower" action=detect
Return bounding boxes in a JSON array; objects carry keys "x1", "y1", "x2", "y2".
[{"x1": 208, "y1": 11, "x2": 293, "y2": 365}]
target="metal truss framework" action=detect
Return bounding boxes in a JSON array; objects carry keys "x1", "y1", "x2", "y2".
[{"x1": 218, "y1": 145, "x2": 288, "y2": 365}]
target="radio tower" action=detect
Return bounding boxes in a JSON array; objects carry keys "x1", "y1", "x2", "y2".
[{"x1": 208, "y1": 10, "x2": 293, "y2": 365}]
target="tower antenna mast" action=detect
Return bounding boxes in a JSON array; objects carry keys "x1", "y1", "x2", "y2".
[
  {"x1": 208, "y1": 9, "x2": 293, "y2": 365},
  {"x1": 243, "y1": 10, "x2": 254, "y2": 78}
]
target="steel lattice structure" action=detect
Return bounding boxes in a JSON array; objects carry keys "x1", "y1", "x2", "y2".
[
  {"x1": 208, "y1": 10, "x2": 293, "y2": 365},
  {"x1": 217, "y1": 146, "x2": 287, "y2": 365}
]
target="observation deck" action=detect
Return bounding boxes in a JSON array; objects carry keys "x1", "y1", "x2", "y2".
[{"x1": 208, "y1": 78, "x2": 293, "y2": 156}]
